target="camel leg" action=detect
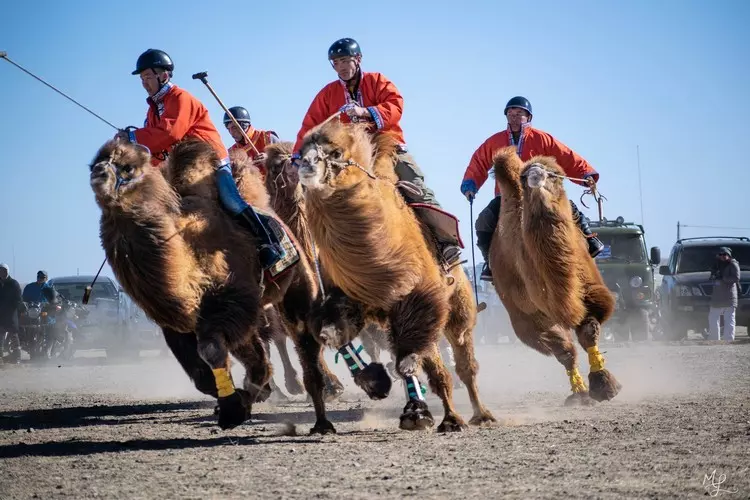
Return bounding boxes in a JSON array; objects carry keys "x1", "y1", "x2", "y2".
[
  {"x1": 272, "y1": 329, "x2": 305, "y2": 395},
  {"x1": 389, "y1": 285, "x2": 460, "y2": 432},
  {"x1": 359, "y1": 324, "x2": 382, "y2": 364},
  {"x1": 420, "y1": 344, "x2": 468, "y2": 432},
  {"x1": 233, "y1": 334, "x2": 273, "y2": 405},
  {"x1": 506, "y1": 305, "x2": 593, "y2": 406},
  {"x1": 575, "y1": 317, "x2": 622, "y2": 402},
  {"x1": 293, "y1": 328, "x2": 336, "y2": 435},
  {"x1": 443, "y1": 328, "x2": 497, "y2": 426},
  {"x1": 161, "y1": 327, "x2": 218, "y2": 398},
  {"x1": 195, "y1": 288, "x2": 261, "y2": 430}
]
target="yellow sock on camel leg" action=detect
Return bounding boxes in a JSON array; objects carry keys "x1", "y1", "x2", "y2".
[
  {"x1": 213, "y1": 368, "x2": 236, "y2": 398},
  {"x1": 586, "y1": 346, "x2": 605, "y2": 373},
  {"x1": 566, "y1": 367, "x2": 588, "y2": 393}
]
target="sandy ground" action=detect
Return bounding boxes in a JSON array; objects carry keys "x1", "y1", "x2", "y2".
[{"x1": 1, "y1": 335, "x2": 749, "y2": 500}]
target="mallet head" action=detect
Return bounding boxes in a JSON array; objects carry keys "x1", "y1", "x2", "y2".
[{"x1": 191, "y1": 71, "x2": 208, "y2": 80}]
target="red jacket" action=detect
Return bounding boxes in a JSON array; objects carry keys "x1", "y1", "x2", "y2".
[
  {"x1": 229, "y1": 127, "x2": 279, "y2": 179},
  {"x1": 462, "y1": 125, "x2": 599, "y2": 196},
  {"x1": 293, "y1": 71, "x2": 405, "y2": 154},
  {"x1": 132, "y1": 83, "x2": 228, "y2": 166}
]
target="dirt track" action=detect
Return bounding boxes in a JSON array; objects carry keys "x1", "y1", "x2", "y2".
[{"x1": 1, "y1": 338, "x2": 749, "y2": 499}]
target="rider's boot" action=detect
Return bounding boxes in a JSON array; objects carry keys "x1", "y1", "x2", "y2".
[{"x1": 570, "y1": 200, "x2": 604, "y2": 258}]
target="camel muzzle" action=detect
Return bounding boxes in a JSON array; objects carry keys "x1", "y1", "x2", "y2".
[{"x1": 523, "y1": 164, "x2": 548, "y2": 189}]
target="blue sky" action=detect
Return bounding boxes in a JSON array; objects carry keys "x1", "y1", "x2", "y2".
[{"x1": 1, "y1": 0, "x2": 748, "y2": 284}]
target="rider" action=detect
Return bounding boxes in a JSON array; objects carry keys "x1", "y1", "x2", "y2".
[
  {"x1": 224, "y1": 106, "x2": 280, "y2": 179},
  {"x1": 116, "y1": 49, "x2": 284, "y2": 272},
  {"x1": 460, "y1": 96, "x2": 604, "y2": 281},
  {"x1": 22, "y1": 270, "x2": 58, "y2": 303},
  {"x1": 0, "y1": 263, "x2": 24, "y2": 364},
  {"x1": 291, "y1": 38, "x2": 463, "y2": 267}
]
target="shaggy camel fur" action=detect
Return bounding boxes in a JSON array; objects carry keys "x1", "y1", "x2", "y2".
[
  {"x1": 297, "y1": 120, "x2": 495, "y2": 432},
  {"x1": 489, "y1": 147, "x2": 621, "y2": 404},
  {"x1": 89, "y1": 139, "x2": 333, "y2": 433},
  {"x1": 231, "y1": 146, "x2": 345, "y2": 402}
]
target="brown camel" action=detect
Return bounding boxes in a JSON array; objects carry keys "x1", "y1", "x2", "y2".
[
  {"x1": 489, "y1": 147, "x2": 621, "y2": 404},
  {"x1": 230, "y1": 146, "x2": 346, "y2": 402},
  {"x1": 89, "y1": 139, "x2": 334, "y2": 433},
  {"x1": 296, "y1": 119, "x2": 496, "y2": 432}
]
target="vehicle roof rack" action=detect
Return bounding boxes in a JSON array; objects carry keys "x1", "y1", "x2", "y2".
[{"x1": 677, "y1": 236, "x2": 750, "y2": 244}]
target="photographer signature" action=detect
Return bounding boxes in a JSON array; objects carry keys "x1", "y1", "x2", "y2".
[{"x1": 703, "y1": 469, "x2": 739, "y2": 497}]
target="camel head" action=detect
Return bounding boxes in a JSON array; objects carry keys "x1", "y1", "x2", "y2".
[
  {"x1": 89, "y1": 140, "x2": 153, "y2": 207},
  {"x1": 296, "y1": 120, "x2": 374, "y2": 196},
  {"x1": 520, "y1": 156, "x2": 568, "y2": 205},
  {"x1": 263, "y1": 141, "x2": 300, "y2": 202},
  {"x1": 310, "y1": 288, "x2": 366, "y2": 350}
]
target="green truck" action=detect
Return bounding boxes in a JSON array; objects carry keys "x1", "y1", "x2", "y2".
[{"x1": 590, "y1": 217, "x2": 661, "y2": 341}]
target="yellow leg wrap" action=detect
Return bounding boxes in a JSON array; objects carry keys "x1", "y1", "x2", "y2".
[
  {"x1": 586, "y1": 346, "x2": 605, "y2": 373},
  {"x1": 212, "y1": 368, "x2": 235, "y2": 398},
  {"x1": 566, "y1": 367, "x2": 588, "y2": 393}
]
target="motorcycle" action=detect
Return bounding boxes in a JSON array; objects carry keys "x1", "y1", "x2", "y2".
[
  {"x1": 18, "y1": 301, "x2": 49, "y2": 361},
  {"x1": 46, "y1": 298, "x2": 89, "y2": 360}
]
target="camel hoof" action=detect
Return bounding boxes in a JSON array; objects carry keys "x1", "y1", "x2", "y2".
[
  {"x1": 254, "y1": 384, "x2": 272, "y2": 404},
  {"x1": 309, "y1": 419, "x2": 337, "y2": 435},
  {"x1": 354, "y1": 363, "x2": 393, "y2": 400},
  {"x1": 399, "y1": 400, "x2": 435, "y2": 431},
  {"x1": 468, "y1": 411, "x2": 497, "y2": 426},
  {"x1": 217, "y1": 392, "x2": 247, "y2": 430},
  {"x1": 564, "y1": 391, "x2": 596, "y2": 407},
  {"x1": 588, "y1": 369, "x2": 622, "y2": 402},
  {"x1": 285, "y1": 375, "x2": 305, "y2": 396},
  {"x1": 437, "y1": 414, "x2": 468, "y2": 433},
  {"x1": 323, "y1": 379, "x2": 345, "y2": 403}
]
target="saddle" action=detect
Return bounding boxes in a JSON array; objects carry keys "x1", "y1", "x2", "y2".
[
  {"x1": 255, "y1": 208, "x2": 300, "y2": 282},
  {"x1": 409, "y1": 203, "x2": 465, "y2": 249}
]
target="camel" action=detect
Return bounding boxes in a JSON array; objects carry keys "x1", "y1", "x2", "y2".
[
  {"x1": 230, "y1": 146, "x2": 345, "y2": 402},
  {"x1": 489, "y1": 147, "x2": 621, "y2": 404},
  {"x1": 295, "y1": 119, "x2": 496, "y2": 433},
  {"x1": 89, "y1": 139, "x2": 333, "y2": 433}
]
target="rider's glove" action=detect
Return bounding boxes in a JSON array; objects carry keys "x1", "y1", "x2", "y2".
[{"x1": 460, "y1": 179, "x2": 477, "y2": 202}]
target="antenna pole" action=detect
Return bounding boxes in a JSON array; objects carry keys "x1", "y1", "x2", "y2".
[{"x1": 637, "y1": 145, "x2": 645, "y2": 226}]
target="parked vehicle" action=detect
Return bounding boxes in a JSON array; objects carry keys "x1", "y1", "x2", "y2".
[
  {"x1": 590, "y1": 216, "x2": 661, "y2": 341},
  {"x1": 658, "y1": 236, "x2": 750, "y2": 340},
  {"x1": 47, "y1": 275, "x2": 164, "y2": 358}
]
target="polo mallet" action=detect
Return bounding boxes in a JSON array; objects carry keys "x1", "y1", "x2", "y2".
[
  {"x1": 191, "y1": 71, "x2": 261, "y2": 157},
  {"x1": 1, "y1": 51, "x2": 121, "y2": 305},
  {"x1": 468, "y1": 198, "x2": 487, "y2": 313},
  {"x1": 1, "y1": 51, "x2": 119, "y2": 131}
]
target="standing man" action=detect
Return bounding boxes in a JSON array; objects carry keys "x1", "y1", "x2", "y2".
[
  {"x1": 292, "y1": 38, "x2": 463, "y2": 267},
  {"x1": 224, "y1": 106, "x2": 280, "y2": 179},
  {"x1": 460, "y1": 96, "x2": 604, "y2": 281},
  {"x1": 0, "y1": 263, "x2": 24, "y2": 364},
  {"x1": 708, "y1": 247, "x2": 740, "y2": 341},
  {"x1": 117, "y1": 49, "x2": 283, "y2": 271}
]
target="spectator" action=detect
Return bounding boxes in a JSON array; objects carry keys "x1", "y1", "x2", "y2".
[
  {"x1": 0, "y1": 263, "x2": 24, "y2": 363},
  {"x1": 708, "y1": 247, "x2": 740, "y2": 341},
  {"x1": 22, "y1": 270, "x2": 59, "y2": 304}
]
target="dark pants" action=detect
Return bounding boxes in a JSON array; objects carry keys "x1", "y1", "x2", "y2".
[
  {"x1": 394, "y1": 152, "x2": 459, "y2": 255},
  {"x1": 1, "y1": 313, "x2": 21, "y2": 358}
]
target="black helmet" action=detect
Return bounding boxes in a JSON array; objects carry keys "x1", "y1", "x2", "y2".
[
  {"x1": 328, "y1": 38, "x2": 362, "y2": 60},
  {"x1": 37, "y1": 270, "x2": 48, "y2": 280},
  {"x1": 223, "y1": 106, "x2": 251, "y2": 126},
  {"x1": 132, "y1": 49, "x2": 174, "y2": 75},
  {"x1": 504, "y1": 96, "x2": 533, "y2": 118}
]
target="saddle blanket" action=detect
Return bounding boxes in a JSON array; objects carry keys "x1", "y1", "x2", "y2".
[
  {"x1": 409, "y1": 203, "x2": 465, "y2": 249},
  {"x1": 255, "y1": 208, "x2": 300, "y2": 281}
]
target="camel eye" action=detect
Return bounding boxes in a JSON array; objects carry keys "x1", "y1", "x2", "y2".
[
  {"x1": 330, "y1": 149, "x2": 342, "y2": 160},
  {"x1": 121, "y1": 164, "x2": 134, "y2": 175}
]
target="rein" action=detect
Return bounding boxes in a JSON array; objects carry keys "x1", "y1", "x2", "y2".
[{"x1": 522, "y1": 163, "x2": 607, "y2": 218}]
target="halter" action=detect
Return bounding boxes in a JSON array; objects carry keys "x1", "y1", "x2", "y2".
[
  {"x1": 520, "y1": 163, "x2": 607, "y2": 212},
  {"x1": 313, "y1": 142, "x2": 376, "y2": 184},
  {"x1": 93, "y1": 151, "x2": 144, "y2": 198}
]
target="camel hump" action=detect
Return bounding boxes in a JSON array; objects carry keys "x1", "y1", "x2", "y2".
[{"x1": 490, "y1": 146, "x2": 524, "y2": 184}]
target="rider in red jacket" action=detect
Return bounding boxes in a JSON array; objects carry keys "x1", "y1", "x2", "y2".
[
  {"x1": 224, "y1": 106, "x2": 281, "y2": 179},
  {"x1": 117, "y1": 49, "x2": 283, "y2": 271},
  {"x1": 460, "y1": 96, "x2": 604, "y2": 281},
  {"x1": 292, "y1": 38, "x2": 462, "y2": 267}
]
